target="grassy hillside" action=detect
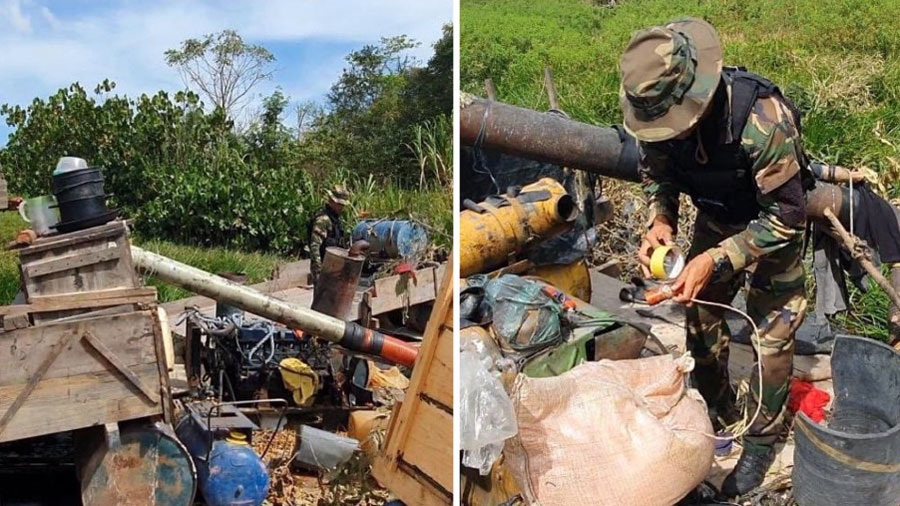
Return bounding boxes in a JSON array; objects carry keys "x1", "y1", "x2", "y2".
[{"x1": 461, "y1": 0, "x2": 900, "y2": 339}]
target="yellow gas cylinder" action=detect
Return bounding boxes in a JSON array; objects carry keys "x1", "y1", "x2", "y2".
[
  {"x1": 528, "y1": 258, "x2": 592, "y2": 301},
  {"x1": 460, "y1": 178, "x2": 578, "y2": 277}
]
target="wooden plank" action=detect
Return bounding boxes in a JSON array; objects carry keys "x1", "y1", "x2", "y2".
[
  {"x1": 150, "y1": 307, "x2": 174, "y2": 424},
  {"x1": 18, "y1": 221, "x2": 126, "y2": 256},
  {"x1": 46, "y1": 304, "x2": 138, "y2": 324},
  {"x1": 29, "y1": 287, "x2": 156, "y2": 304},
  {"x1": 400, "y1": 400, "x2": 453, "y2": 490},
  {"x1": 421, "y1": 326, "x2": 453, "y2": 408},
  {"x1": 372, "y1": 454, "x2": 450, "y2": 506},
  {"x1": 0, "y1": 327, "x2": 80, "y2": 437},
  {"x1": 0, "y1": 311, "x2": 158, "y2": 387},
  {"x1": 383, "y1": 255, "x2": 453, "y2": 467},
  {"x1": 0, "y1": 294, "x2": 155, "y2": 317},
  {"x1": 25, "y1": 246, "x2": 121, "y2": 278},
  {"x1": 0, "y1": 362, "x2": 162, "y2": 443},
  {"x1": 368, "y1": 264, "x2": 445, "y2": 316},
  {"x1": 81, "y1": 331, "x2": 159, "y2": 403}
]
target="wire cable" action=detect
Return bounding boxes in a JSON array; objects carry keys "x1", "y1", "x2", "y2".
[{"x1": 683, "y1": 297, "x2": 765, "y2": 442}]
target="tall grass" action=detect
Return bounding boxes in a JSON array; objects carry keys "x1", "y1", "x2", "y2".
[
  {"x1": 462, "y1": 0, "x2": 900, "y2": 340},
  {"x1": 462, "y1": 0, "x2": 900, "y2": 173},
  {"x1": 407, "y1": 115, "x2": 454, "y2": 189}
]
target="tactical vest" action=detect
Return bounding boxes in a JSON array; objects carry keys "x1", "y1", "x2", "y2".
[
  {"x1": 643, "y1": 67, "x2": 810, "y2": 225},
  {"x1": 306, "y1": 206, "x2": 344, "y2": 260}
]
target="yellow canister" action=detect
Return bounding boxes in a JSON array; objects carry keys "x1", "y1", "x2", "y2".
[{"x1": 460, "y1": 178, "x2": 578, "y2": 277}]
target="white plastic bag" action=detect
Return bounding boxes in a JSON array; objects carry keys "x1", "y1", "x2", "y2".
[{"x1": 460, "y1": 348, "x2": 518, "y2": 475}]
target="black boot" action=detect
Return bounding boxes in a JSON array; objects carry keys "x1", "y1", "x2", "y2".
[
  {"x1": 710, "y1": 390, "x2": 741, "y2": 431},
  {"x1": 720, "y1": 445, "x2": 776, "y2": 498}
]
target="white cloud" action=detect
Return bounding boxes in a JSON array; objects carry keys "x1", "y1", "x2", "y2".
[
  {"x1": 0, "y1": 0, "x2": 32, "y2": 33},
  {"x1": 0, "y1": 0, "x2": 451, "y2": 139},
  {"x1": 39, "y1": 5, "x2": 60, "y2": 30}
]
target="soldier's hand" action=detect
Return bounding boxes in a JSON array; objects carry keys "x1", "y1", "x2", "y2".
[
  {"x1": 638, "y1": 216, "x2": 675, "y2": 277},
  {"x1": 672, "y1": 252, "x2": 715, "y2": 305}
]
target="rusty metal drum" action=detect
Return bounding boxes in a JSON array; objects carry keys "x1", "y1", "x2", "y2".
[
  {"x1": 311, "y1": 247, "x2": 365, "y2": 320},
  {"x1": 78, "y1": 422, "x2": 196, "y2": 506}
]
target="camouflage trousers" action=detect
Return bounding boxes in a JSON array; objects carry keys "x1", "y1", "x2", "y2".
[{"x1": 686, "y1": 213, "x2": 807, "y2": 454}]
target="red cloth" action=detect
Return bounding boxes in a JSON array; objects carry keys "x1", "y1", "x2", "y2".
[
  {"x1": 394, "y1": 262, "x2": 417, "y2": 282},
  {"x1": 788, "y1": 379, "x2": 830, "y2": 423}
]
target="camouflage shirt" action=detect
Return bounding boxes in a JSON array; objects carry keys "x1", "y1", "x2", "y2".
[
  {"x1": 640, "y1": 84, "x2": 806, "y2": 272},
  {"x1": 308, "y1": 207, "x2": 345, "y2": 282}
]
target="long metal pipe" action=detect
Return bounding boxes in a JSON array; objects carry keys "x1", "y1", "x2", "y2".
[
  {"x1": 131, "y1": 247, "x2": 418, "y2": 368},
  {"x1": 460, "y1": 93, "x2": 640, "y2": 182},
  {"x1": 460, "y1": 94, "x2": 873, "y2": 232}
]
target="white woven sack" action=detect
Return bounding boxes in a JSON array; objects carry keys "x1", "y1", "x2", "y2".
[{"x1": 505, "y1": 354, "x2": 714, "y2": 506}]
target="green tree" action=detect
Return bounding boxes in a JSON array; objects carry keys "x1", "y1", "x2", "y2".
[
  {"x1": 404, "y1": 24, "x2": 453, "y2": 124},
  {"x1": 164, "y1": 30, "x2": 276, "y2": 120}
]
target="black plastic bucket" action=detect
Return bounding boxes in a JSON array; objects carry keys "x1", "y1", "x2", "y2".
[
  {"x1": 51, "y1": 167, "x2": 115, "y2": 233},
  {"x1": 792, "y1": 335, "x2": 900, "y2": 506}
]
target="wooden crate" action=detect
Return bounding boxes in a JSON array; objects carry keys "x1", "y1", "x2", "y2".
[
  {"x1": 372, "y1": 255, "x2": 453, "y2": 505},
  {"x1": 0, "y1": 309, "x2": 171, "y2": 443},
  {"x1": 18, "y1": 221, "x2": 140, "y2": 325}
]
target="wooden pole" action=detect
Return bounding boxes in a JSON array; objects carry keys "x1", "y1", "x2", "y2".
[
  {"x1": 822, "y1": 208, "x2": 900, "y2": 318},
  {"x1": 543, "y1": 66, "x2": 560, "y2": 110},
  {"x1": 483, "y1": 78, "x2": 497, "y2": 101}
]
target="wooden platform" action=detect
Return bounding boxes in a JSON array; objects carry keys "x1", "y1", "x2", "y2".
[
  {"x1": 373, "y1": 256, "x2": 453, "y2": 505},
  {"x1": 162, "y1": 261, "x2": 447, "y2": 336},
  {"x1": 0, "y1": 309, "x2": 170, "y2": 443}
]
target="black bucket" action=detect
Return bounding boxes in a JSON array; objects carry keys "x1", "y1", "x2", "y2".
[
  {"x1": 51, "y1": 167, "x2": 116, "y2": 233},
  {"x1": 792, "y1": 335, "x2": 900, "y2": 506}
]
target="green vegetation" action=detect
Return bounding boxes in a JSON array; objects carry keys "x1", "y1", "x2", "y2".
[
  {"x1": 0, "y1": 213, "x2": 25, "y2": 304},
  {"x1": 462, "y1": 0, "x2": 900, "y2": 339},
  {"x1": 1, "y1": 26, "x2": 452, "y2": 257}
]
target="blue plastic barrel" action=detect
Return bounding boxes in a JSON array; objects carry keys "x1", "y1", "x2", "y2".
[
  {"x1": 351, "y1": 220, "x2": 429, "y2": 260},
  {"x1": 175, "y1": 416, "x2": 269, "y2": 506}
]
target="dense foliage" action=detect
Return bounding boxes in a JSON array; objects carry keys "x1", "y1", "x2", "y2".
[{"x1": 0, "y1": 26, "x2": 452, "y2": 255}]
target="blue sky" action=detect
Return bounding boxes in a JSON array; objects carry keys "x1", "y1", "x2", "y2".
[{"x1": 0, "y1": 0, "x2": 452, "y2": 143}]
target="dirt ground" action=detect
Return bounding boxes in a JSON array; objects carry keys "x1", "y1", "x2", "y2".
[{"x1": 253, "y1": 427, "x2": 392, "y2": 506}]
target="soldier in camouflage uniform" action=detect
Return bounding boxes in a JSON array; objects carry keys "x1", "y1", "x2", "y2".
[
  {"x1": 307, "y1": 185, "x2": 350, "y2": 284},
  {"x1": 620, "y1": 19, "x2": 809, "y2": 496}
]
